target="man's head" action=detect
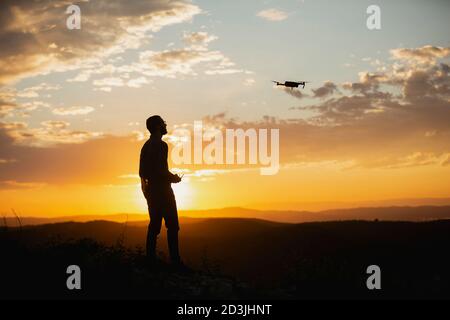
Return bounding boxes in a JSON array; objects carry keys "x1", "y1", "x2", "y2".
[{"x1": 146, "y1": 115, "x2": 167, "y2": 136}]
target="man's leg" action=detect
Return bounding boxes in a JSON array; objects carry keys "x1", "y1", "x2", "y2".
[
  {"x1": 146, "y1": 206, "x2": 162, "y2": 260},
  {"x1": 167, "y1": 228, "x2": 180, "y2": 264},
  {"x1": 164, "y1": 197, "x2": 181, "y2": 264}
]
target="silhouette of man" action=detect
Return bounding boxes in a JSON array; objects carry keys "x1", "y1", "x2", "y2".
[{"x1": 139, "y1": 115, "x2": 183, "y2": 266}]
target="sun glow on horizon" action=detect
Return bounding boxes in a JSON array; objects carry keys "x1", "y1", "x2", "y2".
[
  {"x1": 172, "y1": 181, "x2": 195, "y2": 210},
  {"x1": 133, "y1": 180, "x2": 195, "y2": 213}
]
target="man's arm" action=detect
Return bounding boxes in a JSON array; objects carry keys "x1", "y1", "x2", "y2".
[
  {"x1": 141, "y1": 177, "x2": 149, "y2": 199},
  {"x1": 139, "y1": 144, "x2": 150, "y2": 198},
  {"x1": 139, "y1": 143, "x2": 147, "y2": 179}
]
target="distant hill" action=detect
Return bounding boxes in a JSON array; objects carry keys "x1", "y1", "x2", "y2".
[
  {"x1": 181, "y1": 205, "x2": 450, "y2": 222},
  {"x1": 3, "y1": 205, "x2": 450, "y2": 227},
  {"x1": 249, "y1": 197, "x2": 450, "y2": 211}
]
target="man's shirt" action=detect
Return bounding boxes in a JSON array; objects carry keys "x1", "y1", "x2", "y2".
[{"x1": 139, "y1": 136, "x2": 173, "y2": 186}]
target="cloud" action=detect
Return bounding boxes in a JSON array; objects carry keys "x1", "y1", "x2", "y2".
[
  {"x1": 312, "y1": 81, "x2": 338, "y2": 98},
  {"x1": 0, "y1": 100, "x2": 17, "y2": 118},
  {"x1": 391, "y1": 46, "x2": 450, "y2": 63},
  {"x1": 92, "y1": 76, "x2": 151, "y2": 89},
  {"x1": 139, "y1": 47, "x2": 240, "y2": 77},
  {"x1": 442, "y1": 154, "x2": 450, "y2": 166},
  {"x1": 0, "y1": 159, "x2": 16, "y2": 165},
  {"x1": 243, "y1": 78, "x2": 256, "y2": 86},
  {"x1": 0, "y1": 126, "x2": 138, "y2": 186},
  {"x1": 0, "y1": 120, "x2": 103, "y2": 147},
  {"x1": 93, "y1": 77, "x2": 125, "y2": 87},
  {"x1": 401, "y1": 64, "x2": 450, "y2": 99},
  {"x1": 67, "y1": 73, "x2": 92, "y2": 83},
  {"x1": 94, "y1": 87, "x2": 112, "y2": 92},
  {"x1": 382, "y1": 152, "x2": 450, "y2": 169},
  {"x1": 183, "y1": 31, "x2": 218, "y2": 49},
  {"x1": 20, "y1": 101, "x2": 51, "y2": 111},
  {"x1": 1, "y1": 120, "x2": 103, "y2": 147},
  {"x1": 16, "y1": 83, "x2": 61, "y2": 98},
  {"x1": 127, "y1": 76, "x2": 150, "y2": 88},
  {"x1": 0, "y1": 0, "x2": 201, "y2": 85},
  {"x1": 342, "y1": 72, "x2": 388, "y2": 94},
  {"x1": 0, "y1": 121, "x2": 103, "y2": 147},
  {"x1": 257, "y1": 9, "x2": 288, "y2": 21},
  {"x1": 67, "y1": 64, "x2": 122, "y2": 83},
  {"x1": 61, "y1": 31, "x2": 241, "y2": 84},
  {"x1": 0, "y1": 89, "x2": 18, "y2": 118},
  {"x1": 204, "y1": 69, "x2": 245, "y2": 75},
  {"x1": 41, "y1": 120, "x2": 70, "y2": 129},
  {"x1": 279, "y1": 87, "x2": 305, "y2": 99},
  {"x1": 0, "y1": 87, "x2": 56, "y2": 118},
  {"x1": 0, "y1": 180, "x2": 46, "y2": 190},
  {"x1": 52, "y1": 106, "x2": 95, "y2": 116}
]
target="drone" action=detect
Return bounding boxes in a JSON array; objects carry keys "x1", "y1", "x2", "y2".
[{"x1": 272, "y1": 80, "x2": 309, "y2": 89}]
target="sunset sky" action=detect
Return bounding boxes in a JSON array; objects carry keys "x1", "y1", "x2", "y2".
[{"x1": 1, "y1": 0, "x2": 450, "y2": 217}]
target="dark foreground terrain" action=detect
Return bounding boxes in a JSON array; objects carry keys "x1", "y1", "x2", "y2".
[{"x1": 1, "y1": 218, "x2": 450, "y2": 299}]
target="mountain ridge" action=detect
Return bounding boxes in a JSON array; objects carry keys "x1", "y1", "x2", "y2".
[{"x1": 2, "y1": 205, "x2": 450, "y2": 226}]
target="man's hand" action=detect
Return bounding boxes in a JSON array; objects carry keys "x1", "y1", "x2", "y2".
[
  {"x1": 171, "y1": 174, "x2": 182, "y2": 184},
  {"x1": 141, "y1": 178, "x2": 149, "y2": 199}
]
